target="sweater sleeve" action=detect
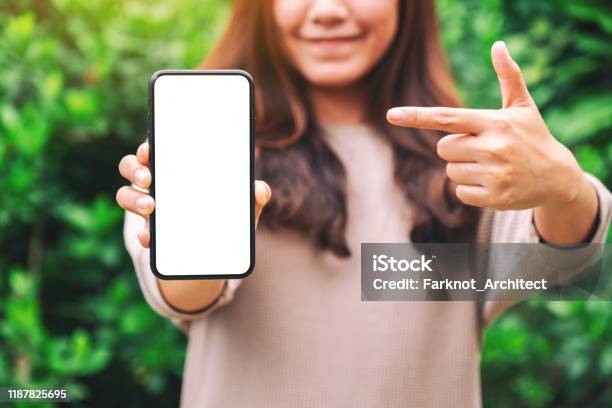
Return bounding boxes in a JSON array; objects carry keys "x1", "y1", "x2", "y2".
[
  {"x1": 483, "y1": 173, "x2": 611, "y2": 326},
  {"x1": 123, "y1": 211, "x2": 242, "y2": 329}
]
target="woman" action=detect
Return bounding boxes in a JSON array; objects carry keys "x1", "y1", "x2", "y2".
[{"x1": 117, "y1": 1, "x2": 610, "y2": 406}]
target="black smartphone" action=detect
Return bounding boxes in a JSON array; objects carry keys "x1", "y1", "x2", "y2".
[{"x1": 148, "y1": 70, "x2": 255, "y2": 279}]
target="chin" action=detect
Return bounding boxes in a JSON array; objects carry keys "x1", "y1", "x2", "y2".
[{"x1": 301, "y1": 64, "x2": 368, "y2": 88}]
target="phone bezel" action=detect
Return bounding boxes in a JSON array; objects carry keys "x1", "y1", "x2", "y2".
[{"x1": 148, "y1": 69, "x2": 256, "y2": 280}]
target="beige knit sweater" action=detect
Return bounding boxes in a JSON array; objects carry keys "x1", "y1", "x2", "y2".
[{"x1": 124, "y1": 124, "x2": 611, "y2": 408}]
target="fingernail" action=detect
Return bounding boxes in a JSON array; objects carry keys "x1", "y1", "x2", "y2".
[
  {"x1": 135, "y1": 169, "x2": 147, "y2": 184},
  {"x1": 136, "y1": 196, "x2": 151, "y2": 211},
  {"x1": 497, "y1": 40, "x2": 511, "y2": 57},
  {"x1": 255, "y1": 182, "x2": 268, "y2": 205},
  {"x1": 264, "y1": 183, "x2": 272, "y2": 201},
  {"x1": 501, "y1": 41, "x2": 509, "y2": 54},
  {"x1": 387, "y1": 108, "x2": 406, "y2": 122}
]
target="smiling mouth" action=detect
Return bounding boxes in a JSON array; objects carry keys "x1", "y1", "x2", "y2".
[{"x1": 302, "y1": 34, "x2": 365, "y2": 46}]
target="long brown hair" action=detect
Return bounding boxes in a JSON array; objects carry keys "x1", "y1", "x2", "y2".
[{"x1": 201, "y1": 0, "x2": 480, "y2": 257}]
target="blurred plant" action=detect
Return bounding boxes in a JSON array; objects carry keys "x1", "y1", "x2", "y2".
[
  {"x1": 438, "y1": 0, "x2": 612, "y2": 406},
  {"x1": 1, "y1": 0, "x2": 228, "y2": 406},
  {"x1": 439, "y1": 0, "x2": 612, "y2": 189},
  {"x1": 0, "y1": 0, "x2": 610, "y2": 406}
]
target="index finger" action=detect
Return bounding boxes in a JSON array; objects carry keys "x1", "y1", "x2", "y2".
[{"x1": 387, "y1": 106, "x2": 495, "y2": 134}]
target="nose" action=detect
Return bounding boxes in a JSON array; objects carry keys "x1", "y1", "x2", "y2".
[{"x1": 307, "y1": 0, "x2": 349, "y2": 27}]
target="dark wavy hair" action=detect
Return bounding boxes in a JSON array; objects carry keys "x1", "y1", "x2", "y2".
[{"x1": 200, "y1": 0, "x2": 480, "y2": 257}]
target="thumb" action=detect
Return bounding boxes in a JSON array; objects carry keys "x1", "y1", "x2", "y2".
[
  {"x1": 254, "y1": 180, "x2": 271, "y2": 227},
  {"x1": 491, "y1": 41, "x2": 533, "y2": 108}
]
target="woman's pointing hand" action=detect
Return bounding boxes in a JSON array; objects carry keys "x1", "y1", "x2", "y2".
[{"x1": 386, "y1": 41, "x2": 589, "y2": 212}]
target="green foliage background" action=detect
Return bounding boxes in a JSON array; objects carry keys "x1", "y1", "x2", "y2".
[{"x1": 0, "y1": 0, "x2": 610, "y2": 406}]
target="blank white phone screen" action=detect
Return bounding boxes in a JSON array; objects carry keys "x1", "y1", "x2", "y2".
[{"x1": 152, "y1": 73, "x2": 252, "y2": 277}]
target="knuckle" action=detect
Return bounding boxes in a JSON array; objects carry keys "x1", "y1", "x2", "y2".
[
  {"x1": 496, "y1": 188, "x2": 517, "y2": 210},
  {"x1": 433, "y1": 109, "x2": 456, "y2": 126},
  {"x1": 493, "y1": 113, "x2": 513, "y2": 131},
  {"x1": 492, "y1": 168, "x2": 513, "y2": 190},
  {"x1": 410, "y1": 108, "x2": 420, "y2": 125},
  {"x1": 493, "y1": 198, "x2": 509, "y2": 211},
  {"x1": 488, "y1": 140, "x2": 513, "y2": 158}
]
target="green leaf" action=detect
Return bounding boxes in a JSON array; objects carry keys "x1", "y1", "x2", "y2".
[
  {"x1": 1, "y1": 103, "x2": 50, "y2": 157},
  {"x1": 4, "y1": 12, "x2": 36, "y2": 41},
  {"x1": 546, "y1": 94, "x2": 612, "y2": 145},
  {"x1": 47, "y1": 329, "x2": 111, "y2": 376},
  {"x1": 600, "y1": 347, "x2": 612, "y2": 375},
  {"x1": 8, "y1": 266, "x2": 34, "y2": 297},
  {"x1": 64, "y1": 88, "x2": 99, "y2": 122},
  {"x1": 575, "y1": 145, "x2": 606, "y2": 179},
  {"x1": 513, "y1": 375, "x2": 552, "y2": 406},
  {"x1": 556, "y1": 1, "x2": 612, "y2": 34}
]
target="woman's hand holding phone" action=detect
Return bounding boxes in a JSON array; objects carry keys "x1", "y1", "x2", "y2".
[
  {"x1": 387, "y1": 41, "x2": 598, "y2": 244},
  {"x1": 116, "y1": 141, "x2": 271, "y2": 312},
  {"x1": 117, "y1": 142, "x2": 271, "y2": 248}
]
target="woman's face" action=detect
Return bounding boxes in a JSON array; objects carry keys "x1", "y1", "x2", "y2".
[{"x1": 274, "y1": 0, "x2": 399, "y2": 88}]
